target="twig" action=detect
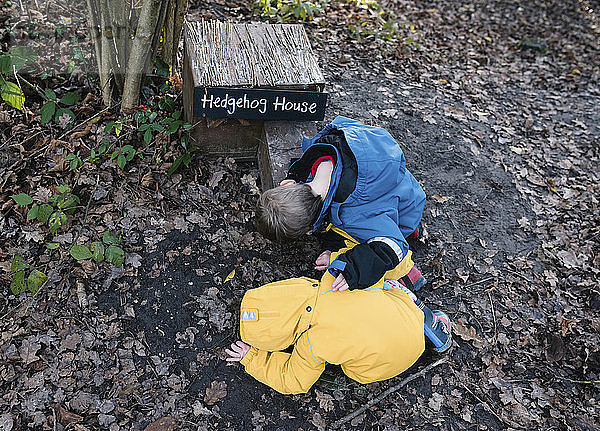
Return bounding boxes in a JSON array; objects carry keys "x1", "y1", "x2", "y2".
[
  {"x1": 504, "y1": 268, "x2": 534, "y2": 284},
  {"x1": 0, "y1": 129, "x2": 44, "y2": 153},
  {"x1": 487, "y1": 290, "x2": 498, "y2": 345},
  {"x1": 444, "y1": 210, "x2": 464, "y2": 238},
  {"x1": 57, "y1": 102, "x2": 119, "y2": 141},
  {"x1": 463, "y1": 276, "x2": 495, "y2": 289},
  {"x1": 458, "y1": 382, "x2": 523, "y2": 429},
  {"x1": 331, "y1": 358, "x2": 448, "y2": 429},
  {"x1": 559, "y1": 377, "x2": 600, "y2": 384},
  {"x1": 71, "y1": 173, "x2": 100, "y2": 246}
]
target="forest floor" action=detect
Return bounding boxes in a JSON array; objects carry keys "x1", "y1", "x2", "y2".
[{"x1": 1, "y1": 0, "x2": 599, "y2": 430}]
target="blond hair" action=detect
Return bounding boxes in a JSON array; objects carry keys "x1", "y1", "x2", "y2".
[{"x1": 255, "y1": 183, "x2": 323, "y2": 242}]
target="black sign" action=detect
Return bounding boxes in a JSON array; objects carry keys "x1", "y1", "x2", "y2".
[{"x1": 193, "y1": 87, "x2": 327, "y2": 121}]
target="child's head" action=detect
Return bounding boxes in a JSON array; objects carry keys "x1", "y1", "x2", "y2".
[{"x1": 255, "y1": 183, "x2": 323, "y2": 242}]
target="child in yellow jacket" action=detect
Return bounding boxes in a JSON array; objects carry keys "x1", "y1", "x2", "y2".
[{"x1": 224, "y1": 273, "x2": 451, "y2": 395}]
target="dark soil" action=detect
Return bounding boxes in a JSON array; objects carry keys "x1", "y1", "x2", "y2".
[{"x1": 1, "y1": 0, "x2": 599, "y2": 430}]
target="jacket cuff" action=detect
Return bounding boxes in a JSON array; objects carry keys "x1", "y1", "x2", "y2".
[
  {"x1": 240, "y1": 346, "x2": 259, "y2": 367},
  {"x1": 327, "y1": 258, "x2": 346, "y2": 276}
]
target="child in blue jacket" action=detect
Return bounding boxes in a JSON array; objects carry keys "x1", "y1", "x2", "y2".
[{"x1": 256, "y1": 116, "x2": 427, "y2": 292}]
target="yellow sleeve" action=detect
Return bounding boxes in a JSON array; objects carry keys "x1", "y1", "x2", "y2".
[{"x1": 240, "y1": 332, "x2": 326, "y2": 394}]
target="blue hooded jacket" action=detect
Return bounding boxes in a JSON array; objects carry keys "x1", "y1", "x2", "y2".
[{"x1": 289, "y1": 116, "x2": 426, "y2": 288}]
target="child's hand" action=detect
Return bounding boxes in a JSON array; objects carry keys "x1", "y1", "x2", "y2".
[
  {"x1": 225, "y1": 341, "x2": 250, "y2": 362},
  {"x1": 314, "y1": 250, "x2": 332, "y2": 271},
  {"x1": 331, "y1": 273, "x2": 349, "y2": 292}
]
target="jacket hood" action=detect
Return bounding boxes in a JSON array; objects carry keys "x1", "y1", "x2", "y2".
[{"x1": 240, "y1": 278, "x2": 319, "y2": 351}]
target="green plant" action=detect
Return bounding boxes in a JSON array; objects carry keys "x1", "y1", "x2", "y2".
[
  {"x1": 65, "y1": 151, "x2": 83, "y2": 171},
  {"x1": 9, "y1": 256, "x2": 47, "y2": 295},
  {"x1": 517, "y1": 38, "x2": 548, "y2": 55},
  {"x1": 253, "y1": 0, "x2": 327, "y2": 21},
  {"x1": 168, "y1": 130, "x2": 197, "y2": 176},
  {"x1": 11, "y1": 185, "x2": 80, "y2": 234},
  {"x1": 40, "y1": 89, "x2": 80, "y2": 126},
  {"x1": 89, "y1": 140, "x2": 111, "y2": 164},
  {"x1": 111, "y1": 144, "x2": 137, "y2": 170},
  {"x1": 347, "y1": 2, "x2": 399, "y2": 42},
  {"x1": 135, "y1": 109, "x2": 165, "y2": 145},
  {"x1": 69, "y1": 230, "x2": 125, "y2": 267},
  {"x1": 0, "y1": 46, "x2": 37, "y2": 111}
]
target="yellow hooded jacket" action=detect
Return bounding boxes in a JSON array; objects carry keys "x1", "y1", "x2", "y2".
[{"x1": 239, "y1": 268, "x2": 425, "y2": 394}]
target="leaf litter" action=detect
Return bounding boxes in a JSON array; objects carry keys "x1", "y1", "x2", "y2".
[{"x1": 1, "y1": 0, "x2": 599, "y2": 429}]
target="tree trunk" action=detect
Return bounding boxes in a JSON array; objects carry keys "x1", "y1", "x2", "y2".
[
  {"x1": 85, "y1": 0, "x2": 188, "y2": 111},
  {"x1": 121, "y1": 0, "x2": 163, "y2": 111}
]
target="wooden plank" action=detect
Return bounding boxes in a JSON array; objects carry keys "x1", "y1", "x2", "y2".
[
  {"x1": 184, "y1": 20, "x2": 325, "y2": 90},
  {"x1": 259, "y1": 121, "x2": 318, "y2": 189}
]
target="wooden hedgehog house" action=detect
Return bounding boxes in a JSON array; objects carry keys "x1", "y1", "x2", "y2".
[{"x1": 183, "y1": 19, "x2": 327, "y2": 188}]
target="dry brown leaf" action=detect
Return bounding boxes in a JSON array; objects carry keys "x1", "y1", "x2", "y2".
[
  {"x1": 453, "y1": 320, "x2": 483, "y2": 343},
  {"x1": 310, "y1": 412, "x2": 326, "y2": 431},
  {"x1": 315, "y1": 390, "x2": 334, "y2": 412},
  {"x1": 560, "y1": 317, "x2": 576, "y2": 337},
  {"x1": 431, "y1": 193, "x2": 450, "y2": 203},
  {"x1": 143, "y1": 417, "x2": 178, "y2": 431},
  {"x1": 70, "y1": 121, "x2": 94, "y2": 139},
  {"x1": 204, "y1": 380, "x2": 227, "y2": 405},
  {"x1": 52, "y1": 404, "x2": 82, "y2": 426}
]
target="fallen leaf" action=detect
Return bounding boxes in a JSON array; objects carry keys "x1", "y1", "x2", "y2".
[
  {"x1": 310, "y1": 412, "x2": 326, "y2": 431},
  {"x1": 453, "y1": 320, "x2": 483, "y2": 343},
  {"x1": 0, "y1": 414, "x2": 14, "y2": 431},
  {"x1": 224, "y1": 269, "x2": 235, "y2": 283},
  {"x1": 143, "y1": 417, "x2": 178, "y2": 431},
  {"x1": 208, "y1": 171, "x2": 225, "y2": 188},
  {"x1": 19, "y1": 338, "x2": 41, "y2": 364},
  {"x1": 432, "y1": 194, "x2": 450, "y2": 203},
  {"x1": 546, "y1": 334, "x2": 564, "y2": 362},
  {"x1": 560, "y1": 317, "x2": 576, "y2": 337},
  {"x1": 428, "y1": 393, "x2": 444, "y2": 412},
  {"x1": 204, "y1": 380, "x2": 227, "y2": 405},
  {"x1": 315, "y1": 390, "x2": 334, "y2": 412},
  {"x1": 556, "y1": 250, "x2": 580, "y2": 269},
  {"x1": 52, "y1": 404, "x2": 82, "y2": 426}
]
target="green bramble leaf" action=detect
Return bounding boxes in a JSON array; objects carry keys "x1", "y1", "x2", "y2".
[
  {"x1": 105, "y1": 245, "x2": 125, "y2": 267},
  {"x1": 37, "y1": 204, "x2": 54, "y2": 223},
  {"x1": 70, "y1": 244, "x2": 92, "y2": 260},
  {"x1": 0, "y1": 54, "x2": 11, "y2": 74},
  {"x1": 59, "y1": 92, "x2": 80, "y2": 106},
  {"x1": 11, "y1": 255, "x2": 29, "y2": 271},
  {"x1": 49, "y1": 210, "x2": 67, "y2": 234},
  {"x1": 10, "y1": 193, "x2": 33, "y2": 205},
  {"x1": 10, "y1": 270, "x2": 26, "y2": 295},
  {"x1": 117, "y1": 153, "x2": 126, "y2": 169},
  {"x1": 27, "y1": 205, "x2": 39, "y2": 221},
  {"x1": 0, "y1": 78, "x2": 25, "y2": 111},
  {"x1": 102, "y1": 230, "x2": 121, "y2": 245},
  {"x1": 44, "y1": 88, "x2": 57, "y2": 101},
  {"x1": 168, "y1": 154, "x2": 186, "y2": 176},
  {"x1": 55, "y1": 184, "x2": 70, "y2": 194},
  {"x1": 45, "y1": 242, "x2": 60, "y2": 250},
  {"x1": 121, "y1": 145, "x2": 135, "y2": 161},
  {"x1": 41, "y1": 100, "x2": 56, "y2": 125},
  {"x1": 90, "y1": 241, "x2": 105, "y2": 262},
  {"x1": 27, "y1": 269, "x2": 47, "y2": 293},
  {"x1": 9, "y1": 46, "x2": 36, "y2": 70}
]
